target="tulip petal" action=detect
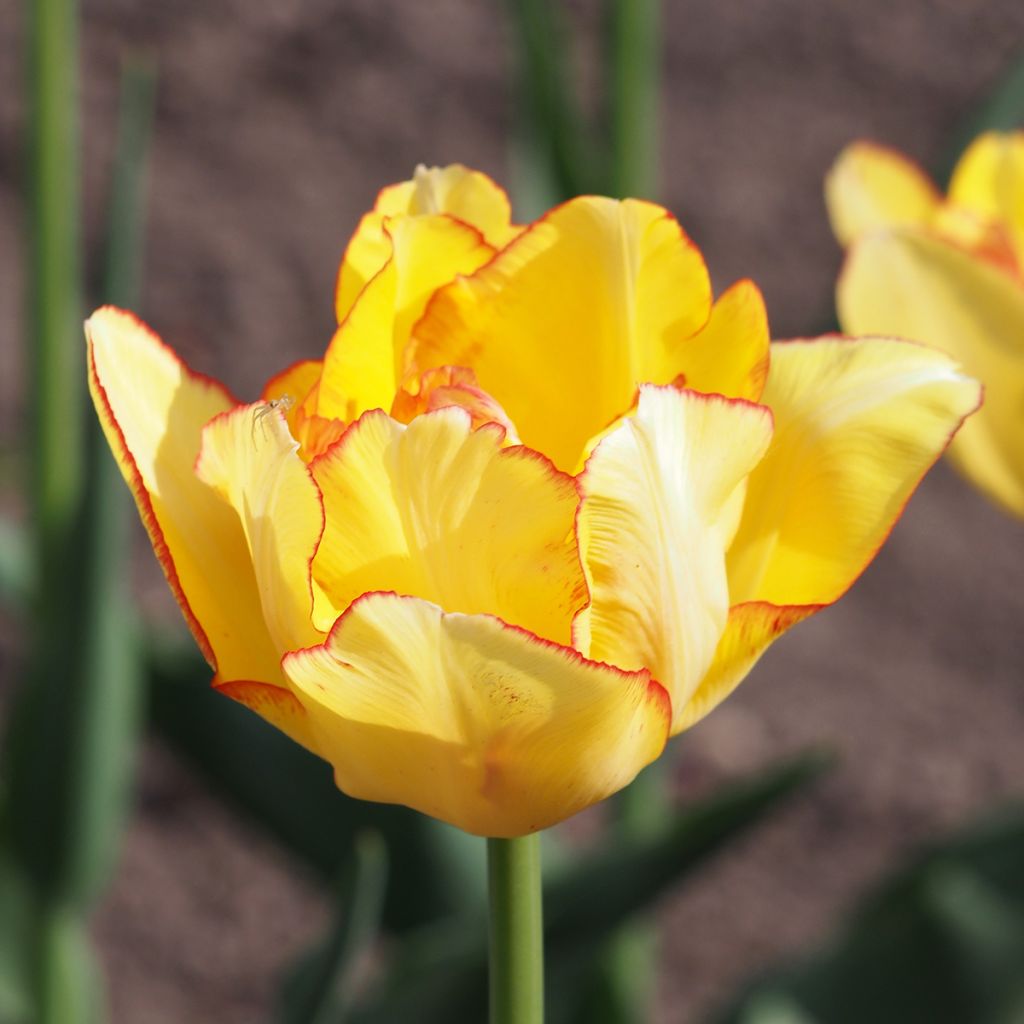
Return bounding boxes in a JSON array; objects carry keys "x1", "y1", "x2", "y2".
[
  {"x1": 319, "y1": 215, "x2": 493, "y2": 423},
  {"x1": 214, "y1": 679, "x2": 322, "y2": 755},
  {"x1": 673, "y1": 602, "x2": 819, "y2": 732},
  {"x1": 948, "y1": 131, "x2": 1024, "y2": 261},
  {"x1": 195, "y1": 404, "x2": 326, "y2": 654},
  {"x1": 838, "y1": 231, "x2": 1023, "y2": 516},
  {"x1": 390, "y1": 365, "x2": 521, "y2": 441},
  {"x1": 575, "y1": 385, "x2": 774, "y2": 733},
  {"x1": 727, "y1": 336, "x2": 983, "y2": 606},
  {"x1": 310, "y1": 408, "x2": 586, "y2": 644},
  {"x1": 258, "y1": 358, "x2": 344, "y2": 463},
  {"x1": 283, "y1": 592, "x2": 671, "y2": 837},
  {"x1": 410, "y1": 196, "x2": 724, "y2": 472},
  {"x1": 86, "y1": 307, "x2": 286, "y2": 685},
  {"x1": 375, "y1": 163, "x2": 520, "y2": 248},
  {"x1": 826, "y1": 142, "x2": 940, "y2": 246},
  {"x1": 262, "y1": 358, "x2": 322, "y2": 407},
  {"x1": 675, "y1": 278, "x2": 771, "y2": 401},
  {"x1": 337, "y1": 164, "x2": 518, "y2": 321}
]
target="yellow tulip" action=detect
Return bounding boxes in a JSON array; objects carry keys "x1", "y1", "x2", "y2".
[
  {"x1": 827, "y1": 133, "x2": 1024, "y2": 516},
  {"x1": 87, "y1": 164, "x2": 980, "y2": 837}
]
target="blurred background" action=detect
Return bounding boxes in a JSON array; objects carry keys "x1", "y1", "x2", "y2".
[{"x1": 1, "y1": 2, "x2": 1024, "y2": 1022}]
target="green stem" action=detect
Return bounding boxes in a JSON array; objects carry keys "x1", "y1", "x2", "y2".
[{"x1": 488, "y1": 834, "x2": 544, "y2": 1024}]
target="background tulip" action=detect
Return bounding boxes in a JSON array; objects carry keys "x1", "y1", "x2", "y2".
[{"x1": 827, "y1": 133, "x2": 1024, "y2": 517}]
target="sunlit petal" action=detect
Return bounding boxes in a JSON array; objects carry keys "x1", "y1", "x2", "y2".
[
  {"x1": 674, "y1": 278, "x2": 771, "y2": 401},
  {"x1": 283, "y1": 592, "x2": 670, "y2": 837},
  {"x1": 319, "y1": 215, "x2": 493, "y2": 423},
  {"x1": 410, "y1": 196, "x2": 717, "y2": 471},
  {"x1": 86, "y1": 307, "x2": 285, "y2": 686},
  {"x1": 336, "y1": 164, "x2": 516, "y2": 323},
  {"x1": 195, "y1": 403, "x2": 326, "y2": 653},
  {"x1": 728, "y1": 336, "x2": 983, "y2": 606},
  {"x1": 310, "y1": 408, "x2": 586, "y2": 642},
  {"x1": 575, "y1": 385, "x2": 773, "y2": 733}
]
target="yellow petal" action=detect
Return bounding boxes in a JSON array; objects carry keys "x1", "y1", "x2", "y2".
[
  {"x1": 409, "y1": 196, "x2": 716, "y2": 472},
  {"x1": 826, "y1": 142, "x2": 940, "y2": 246},
  {"x1": 674, "y1": 278, "x2": 771, "y2": 401},
  {"x1": 335, "y1": 211, "x2": 394, "y2": 326},
  {"x1": 674, "y1": 602, "x2": 819, "y2": 732},
  {"x1": 319, "y1": 214, "x2": 494, "y2": 423},
  {"x1": 195, "y1": 403, "x2": 326, "y2": 653},
  {"x1": 259, "y1": 358, "x2": 342, "y2": 463},
  {"x1": 947, "y1": 131, "x2": 1024, "y2": 264},
  {"x1": 575, "y1": 385, "x2": 773, "y2": 734},
  {"x1": 86, "y1": 307, "x2": 285, "y2": 686},
  {"x1": 283, "y1": 592, "x2": 670, "y2": 837},
  {"x1": 262, "y1": 358, "x2": 322, "y2": 406},
  {"x1": 376, "y1": 164, "x2": 520, "y2": 247},
  {"x1": 337, "y1": 164, "x2": 517, "y2": 323},
  {"x1": 727, "y1": 336, "x2": 983, "y2": 606},
  {"x1": 310, "y1": 408, "x2": 586, "y2": 643},
  {"x1": 838, "y1": 230, "x2": 1024, "y2": 516}
]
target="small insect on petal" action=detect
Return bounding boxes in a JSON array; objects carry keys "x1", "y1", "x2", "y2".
[{"x1": 251, "y1": 394, "x2": 295, "y2": 445}]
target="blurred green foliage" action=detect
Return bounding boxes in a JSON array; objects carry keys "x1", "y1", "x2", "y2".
[
  {"x1": 0, "y1": 9, "x2": 155, "y2": 1014},
  {"x1": 505, "y1": 0, "x2": 660, "y2": 214},
  {"x1": 278, "y1": 832, "x2": 389, "y2": 1024},
  {"x1": 715, "y1": 802, "x2": 1024, "y2": 1024}
]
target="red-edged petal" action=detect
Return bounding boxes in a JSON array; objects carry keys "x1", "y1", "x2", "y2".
[
  {"x1": 283, "y1": 592, "x2": 671, "y2": 837},
  {"x1": 86, "y1": 307, "x2": 284, "y2": 685}
]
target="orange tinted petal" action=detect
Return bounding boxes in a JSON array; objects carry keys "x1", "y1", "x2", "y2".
[{"x1": 319, "y1": 215, "x2": 493, "y2": 424}]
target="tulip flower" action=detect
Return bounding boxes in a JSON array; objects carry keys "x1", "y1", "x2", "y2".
[
  {"x1": 827, "y1": 133, "x2": 1024, "y2": 517},
  {"x1": 87, "y1": 164, "x2": 980, "y2": 841}
]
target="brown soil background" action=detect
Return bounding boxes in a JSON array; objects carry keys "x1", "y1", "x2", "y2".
[{"x1": 2, "y1": 2, "x2": 1024, "y2": 1022}]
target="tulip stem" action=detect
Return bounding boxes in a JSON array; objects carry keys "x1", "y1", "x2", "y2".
[{"x1": 488, "y1": 834, "x2": 544, "y2": 1024}]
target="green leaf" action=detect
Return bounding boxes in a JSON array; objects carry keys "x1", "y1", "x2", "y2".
[
  {"x1": 35, "y1": 909, "x2": 105, "y2": 1024},
  {"x1": 102, "y1": 57, "x2": 157, "y2": 307},
  {"x1": 0, "y1": 518, "x2": 30, "y2": 610},
  {"x1": 146, "y1": 638, "x2": 487, "y2": 930},
  {"x1": 26, "y1": 0, "x2": 84, "y2": 578},
  {"x1": 348, "y1": 752, "x2": 831, "y2": 1024},
  {"x1": 714, "y1": 801, "x2": 1024, "y2": 1024},
  {"x1": 504, "y1": 0, "x2": 601, "y2": 209},
  {"x1": 0, "y1": 851, "x2": 35, "y2": 1024},
  {"x1": 278, "y1": 832, "x2": 388, "y2": 1024},
  {"x1": 603, "y1": 0, "x2": 660, "y2": 200},
  {"x1": 0, "y1": 53, "x2": 154, "y2": 1024},
  {"x1": 2, "y1": 57, "x2": 154, "y2": 911}
]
